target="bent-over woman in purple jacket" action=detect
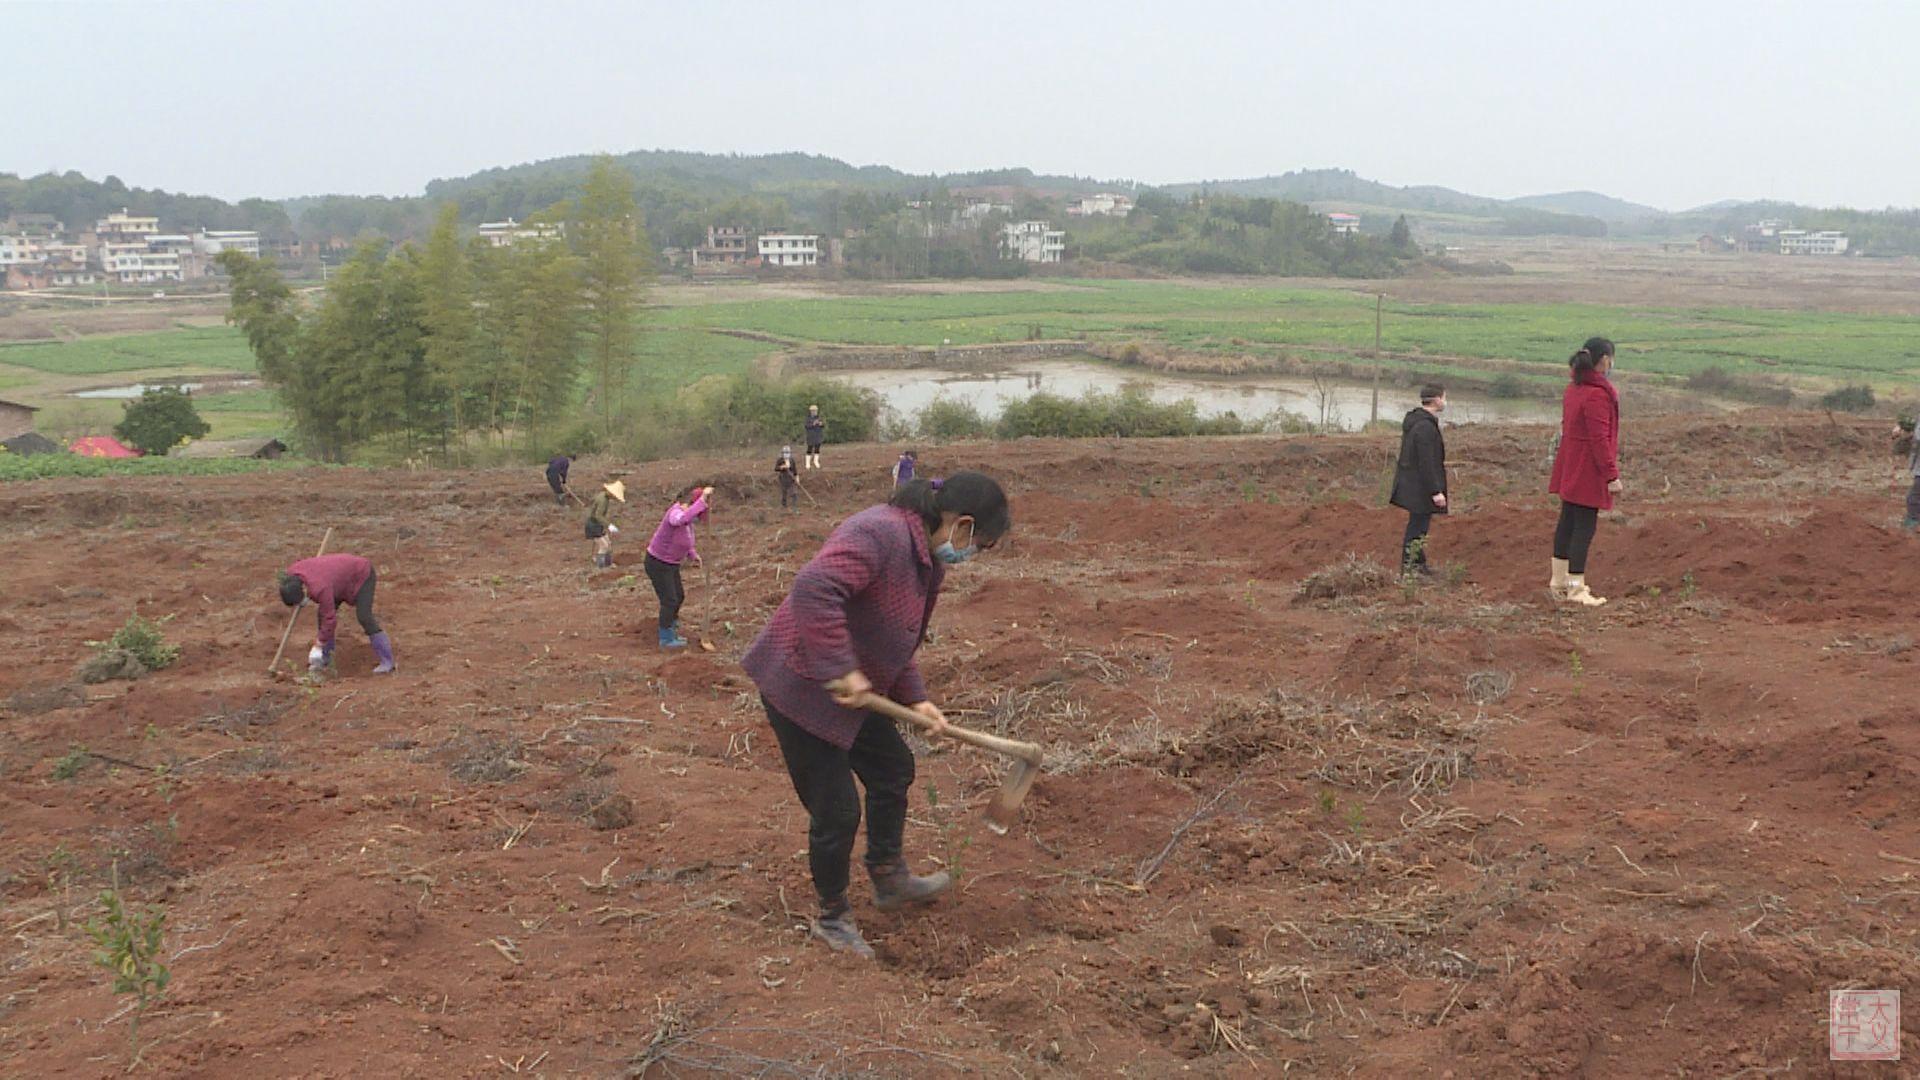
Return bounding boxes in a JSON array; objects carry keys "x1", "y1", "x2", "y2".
[{"x1": 742, "y1": 472, "x2": 1012, "y2": 958}]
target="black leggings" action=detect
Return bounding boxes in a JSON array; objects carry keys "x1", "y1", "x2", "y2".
[
  {"x1": 1553, "y1": 502, "x2": 1600, "y2": 575},
  {"x1": 765, "y1": 698, "x2": 915, "y2": 908},
  {"x1": 644, "y1": 553, "x2": 685, "y2": 629},
  {"x1": 1401, "y1": 512, "x2": 1433, "y2": 569},
  {"x1": 341, "y1": 570, "x2": 380, "y2": 636}
]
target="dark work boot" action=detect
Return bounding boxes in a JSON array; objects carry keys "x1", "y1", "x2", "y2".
[
  {"x1": 811, "y1": 900, "x2": 874, "y2": 959},
  {"x1": 869, "y1": 860, "x2": 952, "y2": 912}
]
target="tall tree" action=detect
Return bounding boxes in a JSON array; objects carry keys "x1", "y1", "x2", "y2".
[
  {"x1": 570, "y1": 157, "x2": 652, "y2": 437},
  {"x1": 418, "y1": 203, "x2": 480, "y2": 451}
]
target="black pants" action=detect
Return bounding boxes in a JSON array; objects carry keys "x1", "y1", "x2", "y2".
[
  {"x1": 807, "y1": 442, "x2": 823, "y2": 459},
  {"x1": 1401, "y1": 512, "x2": 1433, "y2": 570},
  {"x1": 780, "y1": 479, "x2": 796, "y2": 507},
  {"x1": 348, "y1": 570, "x2": 381, "y2": 635},
  {"x1": 1553, "y1": 502, "x2": 1600, "y2": 574},
  {"x1": 644, "y1": 553, "x2": 685, "y2": 629},
  {"x1": 1906, "y1": 476, "x2": 1920, "y2": 523},
  {"x1": 765, "y1": 698, "x2": 914, "y2": 908}
]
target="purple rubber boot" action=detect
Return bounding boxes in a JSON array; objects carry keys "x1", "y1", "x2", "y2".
[{"x1": 370, "y1": 632, "x2": 396, "y2": 674}]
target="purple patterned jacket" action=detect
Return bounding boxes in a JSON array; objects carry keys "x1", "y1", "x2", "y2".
[{"x1": 742, "y1": 505, "x2": 944, "y2": 748}]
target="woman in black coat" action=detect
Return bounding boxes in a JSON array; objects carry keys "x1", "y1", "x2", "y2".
[{"x1": 1389, "y1": 384, "x2": 1448, "y2": 575}]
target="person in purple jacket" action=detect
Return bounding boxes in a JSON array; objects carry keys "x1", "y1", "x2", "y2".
[
  {"x1": 890, "y1": 449, "x2": 917, "y2": 489},
  {"x1": 278, "y1": 553, "x2": 395, "y2": 674},
  {"x1": 742, "y1": 471, "x2": 1011, "y2": 958},
  {"x1": 645, "y1": 484, "x2": 712, "y2": 649}
]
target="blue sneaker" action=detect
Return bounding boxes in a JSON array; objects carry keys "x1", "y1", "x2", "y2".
[{"x1": 658, "y1": 626, "x2": 688, "y2": 650}]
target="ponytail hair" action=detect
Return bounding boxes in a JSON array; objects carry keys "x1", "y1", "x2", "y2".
[
  {"x1": 1570, "y1": 336, "x2": 1615, "y2": 379},
  {"x1": 890, "y1": 470, "x2": 1011, "y2": 541}
]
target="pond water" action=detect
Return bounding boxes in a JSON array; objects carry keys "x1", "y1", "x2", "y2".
[
  {"x1": 72, "y1": 378, "x2": 260, "y2": 399},
  {"x1": 827, "y1": 359, "x2": 1560, "y2": 431}
]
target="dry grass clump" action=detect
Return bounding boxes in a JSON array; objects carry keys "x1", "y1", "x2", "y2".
[{"x1": 1295, "y1": 555, "x2": 1395, "y2": 602}]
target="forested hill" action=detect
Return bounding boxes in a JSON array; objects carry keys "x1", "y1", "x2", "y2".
[{"x1": 0, "y1": 171, "x2": 293, "y2": 238}]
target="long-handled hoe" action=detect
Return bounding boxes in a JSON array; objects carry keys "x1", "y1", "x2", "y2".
[
  {"x1": 267, "y1": 526, "x2": 333, "y2": 676},
  {"x1": 845, "y1": 690, "x2": 1043, "y2": 835}
]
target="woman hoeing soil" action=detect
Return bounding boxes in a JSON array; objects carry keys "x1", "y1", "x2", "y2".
[{"x1": 742, "y1": 472, "x2": 1012, "y2": 958}]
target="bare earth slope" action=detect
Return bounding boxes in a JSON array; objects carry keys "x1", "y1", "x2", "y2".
[{"x1": 2, "y1": 413, "x2": 1915, "y2": 1076}]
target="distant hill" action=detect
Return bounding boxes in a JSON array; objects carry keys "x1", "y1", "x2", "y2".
[
  {"x1": 1162, "y1": 169, "x2": 1505, "y2": 215},
  {"x1": 424, "y1": 149, "x2": 1134, "y2": 203},
  {"x1": 1509, "y1": 190, "x2": 1666, "y2": 224}
]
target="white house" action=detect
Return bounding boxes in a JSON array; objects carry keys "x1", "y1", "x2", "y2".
[
  {"x1": 194, "y1": 230, "x2": 261, "y2": 257},
  {"x1": 758, "y1": 233, "x2": 821, "y2": 267},
  {"x1": 478, "y1": 219, "x2": 561, "y2": 247},
  {"x1": 95, "y1": 209, "x2": 159, "y2": 241},
  {"x1": 1327, "y1": 212, "x2": 1361, "y2": 236},
  {"x1": 1000, "y1": 221, "x2": 1065, "y2": 263},
  {"x1": 1067, "y1": 193, "x2": 1134, "y2": 218},
  {"x1": 0, "y1": 234, "x2": 39, "y2": 266},
  {"x1": 1777, "y1": 229, "x2": 1849, "y2": 256},
  {"x1": 100, "y1": 241, "x2": 183, "y2": 284}
]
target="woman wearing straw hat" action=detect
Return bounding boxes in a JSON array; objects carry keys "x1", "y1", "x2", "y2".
[{"x1": 585, "y1": 479, "x2": 626, "y2": 568}]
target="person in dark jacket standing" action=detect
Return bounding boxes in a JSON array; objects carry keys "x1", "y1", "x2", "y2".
[
  {"x1": 804, "y1": 404, "x2": 826, "y2": 470},
  {"x1": 1895, "y1": 417, "x2": 1919, "y2": 530},
  {"x1": 742, "y1": 472, "x2": 1012, "y2": 959},
  {"x1": 545, "y1": 453, "x2": 575, "y2": 506},
  {"x1": 1389, "y1": 384, "x2": 1448, "y2": 576},
  {"x1": 279, "y1": 553, "x2": 395, "y2": 674},
  {"x1": 1547, "y1": 337, "x2": 1623, "y2": 607},
  {"x1": 890, "y1": 449, "x2": 917, "y2": 489},
  {"x1": 776, "y1": 445, "x2": 799, "y2": 510}
]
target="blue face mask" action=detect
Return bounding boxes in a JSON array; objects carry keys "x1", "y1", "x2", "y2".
[{"x1": 934, "y1": 519, "x2": 977, "y2": 565}]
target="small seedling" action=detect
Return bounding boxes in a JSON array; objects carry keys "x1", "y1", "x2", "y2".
[
  {"x1": 1678, "y1": 571, "x2": 1698, "y2": 602},
  {"x1": 43, "y1": 845, "x2": 78, "y2": 932},
  {"x1": 86, "y1": 865, "x2": 170, "y2": 1067},
  {"x1": 1316, "y1": 789, "x2": 1338, "y2": 815},
  {"x1": 92, "y1": 615, "x2": 180, "y2": 672},
  {"x1": 52, "y1": 744, "x2": 88, "y2": 781},
  {"x1": 1569, "y1": 650, "x2": 1585, "y2": 697},
  {"x1": 1344, "y1": 801, "x2": 1368, "y2": 837}
]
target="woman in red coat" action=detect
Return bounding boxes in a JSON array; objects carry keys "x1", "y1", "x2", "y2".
[{"x1": 1547, "y1": 337, "x2": 1623, "y2": 607}]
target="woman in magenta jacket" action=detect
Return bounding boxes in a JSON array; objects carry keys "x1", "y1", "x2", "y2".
[{"x1": 1548, "y1": 336, "x2": 1623, "y2": 607}]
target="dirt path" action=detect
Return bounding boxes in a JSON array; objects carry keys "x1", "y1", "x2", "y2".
[{"x1": 1, "y1": 413, "x2": 1914, "y2": 1075}]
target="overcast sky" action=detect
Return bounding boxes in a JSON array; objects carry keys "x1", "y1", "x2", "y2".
[{"x1": 7, "y1": 0, "x2": 1916, "y2": 211}]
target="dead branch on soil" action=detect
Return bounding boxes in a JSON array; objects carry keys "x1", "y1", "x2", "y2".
[
  {"x1": 1135, "y1": 780, "x2": 1244, "y2": 889},
  {"x1": 626, "y1": 1000, "x2": 968, "y2": 1078}
]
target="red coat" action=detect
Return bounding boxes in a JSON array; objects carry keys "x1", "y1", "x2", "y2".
[
  {"x1": 289, "y1": 554, "x2": 373, "y2": 647},
  {"x1": 1548, "y1": 373, "x2": 1621, "y2": 510}
]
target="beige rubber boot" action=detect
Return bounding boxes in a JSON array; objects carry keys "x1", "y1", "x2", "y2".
[
  {"x1": 1562, "y1": 575, "x2": 1608, "y2": 607},
  {"x1": 1549, "y1": 558, "x2": 1571, "y2": 600}
]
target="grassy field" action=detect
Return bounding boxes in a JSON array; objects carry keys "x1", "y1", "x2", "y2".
[
  {"x1": 0, "y1": 324, "x2": 256, "y2": 375},
  {"x1": 0, "y1": 278, "x2": 1909, "y2": 466},
  {"x1": 653, "y1": 280, "x2": 1920, "y2": 383}
]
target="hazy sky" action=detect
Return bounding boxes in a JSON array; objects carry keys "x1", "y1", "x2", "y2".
[{"x1": 7, "y1": 0, "x2": 1917, "y2": 211}]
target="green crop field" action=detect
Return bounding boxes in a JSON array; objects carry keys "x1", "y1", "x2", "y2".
[
  {"x1": 0, "y1": 325, "x2": 256, "y2": 376},
  {"x1": 654, "y1": 280, "x2": 1920, "y2": 383},
  {"x1": 0, "y1": 453, "x2": 320, "y2": 481}
]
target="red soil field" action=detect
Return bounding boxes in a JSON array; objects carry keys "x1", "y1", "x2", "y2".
[{"x1": 2, "y1": 412, "x2": 1915, "y2": 1076}]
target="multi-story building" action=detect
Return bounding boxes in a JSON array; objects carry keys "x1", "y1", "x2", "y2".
[
  {"x1": 695, "y1": 225, "x2": 752, "y2": 266},
  {"x1": 1067, "y1": 193, "x2": 1134, "y2": 218},
  {"x1": 758, "y1": 233, "x2": 821, "y2": 267},
  {"x1": 1741, "y1": 219, "x2": 1789, "y2": 253},
  {"x1": 39, "y1": 241, "x2": 90, "y2": 266},
  {"x1": 3, "y1": 213, "x2": 63, "y2": 237},
  {"x1": 95, "y1": 209, "x2": 160, "y2": 242},
  {"x1": 478, "y1": 219, "x2": 562, "y2": 247},
  {"x1": 194, "y1": 230, "x2": 262, "y2": 257},
  {"x1": 1777, "y1": 229, "x2": 1850, "y2": 256},
  {"x1": 100, "y1": 241, "x2": 183, "y2": 284},
  {"x1": 0, "y1": 234, "x2": 38, "y2": 267},
  {"x1": 999, "y1": 221, "x2": 1065, "y2": 263},
  {"x1": 1327, "y1": 212, "x2": 1362, "y2": 236}
]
